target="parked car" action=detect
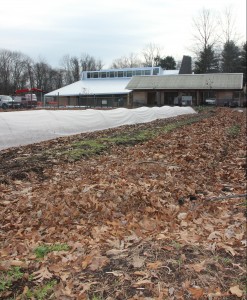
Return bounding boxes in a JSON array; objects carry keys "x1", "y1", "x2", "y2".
[
  {"x1": 0, "y1": 95, "x2": 21, "y2": 109},
  {"x1": 13, "y1": 94, "x2": 37, "y2": 108},
  {"x1": 229, "y1": 101, "x2": 238, "y2": 108},
  {"x1": 205, "y1": 99, "x2": 216, "y2": 106},
  {"x1": 223, "y1": 100, "x2": 239, "y2": 107}
]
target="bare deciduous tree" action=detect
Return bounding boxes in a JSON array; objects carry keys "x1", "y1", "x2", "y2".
[
  {"x1": 45, "y1": 68, "x2": 66, "y2": 91},
  {"x1": 110, "y1": 53, "x2": 142, "y2": 69},
  {"x1": 32, "y1": 60, "x2": 51, "y2": 91},
  {"x1": 60, "y1": 55, "x2": 76, "y2": 85},
  {"x1": 80, "y1": 53, "x2": 104, "y2": 71},
  {"x1": 219, "y1": 6, "x2": 239, "y2": 44},
  {"x1": 192, "y1": 8, "x2": 221, "y2": 73},
  {"x1": 192, "y1": 8, "x2": 219, "y2": 53},
  {"x1": 142, "y1": 43, "x2": 163, "y2": 67},
  {"x1": 0, "y1": 49, "x2": 31, "y2": 94}
]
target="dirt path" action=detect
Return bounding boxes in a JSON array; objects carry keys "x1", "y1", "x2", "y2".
[{"x1": 0, "y1": 108, "x2": 246, "y2": 299}]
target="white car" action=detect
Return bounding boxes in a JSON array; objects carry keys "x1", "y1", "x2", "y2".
[
  {"x1": 0, "y1": 95, "x2": 21, "y2": 109},
  {"x1": 205, "y1": 99, "x2": 216, "y2": 105}
]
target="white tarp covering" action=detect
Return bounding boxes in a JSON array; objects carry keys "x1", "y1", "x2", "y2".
[{"x1": 0, "y1": 106, "x2": 196, "y2": 150}]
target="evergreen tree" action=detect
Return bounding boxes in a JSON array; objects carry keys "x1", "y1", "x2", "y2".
[
  {"x1": 154, "y1": 56, "x2": 176, "y2": 69},
  {"x1": 239, "y1": 42, "x2": 246, "y2": 83},
  {"x1": 194, "y1": 45, "x2": 220, "y2": 73},
  {"x1": 221, "y1": 40, "x2": 241, "y2": 73}
]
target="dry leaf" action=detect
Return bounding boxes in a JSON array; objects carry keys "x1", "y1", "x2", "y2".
[
  {"x1": 146, "y1": 261, "x2": 163, "y2": 269},
  {"x1": 229, "y1": 285, "x2": 243, "y2": 297},
  {"x1": 22, "y1": 286, "x2": 29, "y2": 295},
  {"x1": 207, "y1": 231, "x2": 222, "y2": 240},
  {"x1": 88, "y1": 255, "x2": 109, "y2": 271},
  {"x1": 105, "y1": 270, "x2": 124, "y2": 277},
  {"x1": 60, "y1": 272, "x2": 70, "y2": 282},
  {"x1": 105, "y1": 248, "x2": 128, "y2": 257},
  {"x1": 132, "y1": 255, "x2": 145, "y2": 268},
  {"x1": 79, "y1": 281, "x2": 98, "y2": 294},
  {"x1": 10, "y1": 260, "x2": 27, "y2": 267},
  {"x1": 81, "y1": 254, "x2": 93, "y2": 269},
  {"x1": 133, "y1": 271, "x2": 149, "y2": 276},
  {"x1": 177, "y1": 212, "x2": 187, "y2": 220},
  {"x1": 207, "y1": 289, "x2": 223, "y2": 298},
  {"x1": 218, "y1": 243, "x2": 237, "y2": 256},
  {"x1": 0, "y1": 201, "x2": 11, "y2": 206},
  {"x1": 188, "y1": 287, "x2": 204, "y2": 299},
  {"x1": 33, "y1": 266, "x2": 53, "y2": 282},
  {"x1": 182, "y1": 279, "x2": 191, "y2": 289},
  {"x1": 169, "y1": 287, "x2": 175, "y2": 296},
  {"x1": 132, "y1": 279, "x2": 153, "y2": 287},
  {"x1": 189, "y1": 260, "x2": 206, "y2": 273}
]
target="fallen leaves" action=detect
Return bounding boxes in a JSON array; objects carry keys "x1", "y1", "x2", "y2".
[
  {"x1": 33, "y1": 266, "x2": 53, "y2": 282},
  {"x1": 132, "y1": 279, "x2": 153, "y2": 288},
  {"x1": 0, "y1": 259, "x2": 28, "y2": 270},
  {"x1": 188, "y1": 260, "x2": 206, "y2": 273},
  {"x1": 187, "y1": 287, "x2": 204, "y2": 299},
  {"x1": 146, "y1": 261, "x2": 163, "y2": 270},
  {"x1": 81, "y1": 251, "x2": 109, "y2": 271},
  {"x1": 0, "y1": 108, "x2": 246, "y2": 299},
  {"x1": 218, "y1": 243, "x2": 237, "y2": 256},
  {"x1": 229, "y1": 285, "x2": 243, "y2": 297}
]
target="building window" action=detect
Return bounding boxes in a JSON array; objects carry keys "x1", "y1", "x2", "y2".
[
  {"x1": 153, "y1": 68, "x2": 159, "y2": 75},
  {"x1": 118, "y1": 71, "x2": 123, "y2": 77},
  {"x1": 84, "y1": 67, "x2": 160, "y2": 80}
]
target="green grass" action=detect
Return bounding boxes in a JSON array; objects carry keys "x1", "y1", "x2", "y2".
[
  {"x1": 64, "y1": 130, "x2": 155, "y2": 161},
  {"x1": 34, "y1": 243, "x2": 70, "y2": 258},
  {"x1": 0, "y1": 267, "x2": 23, "y2": 292},
  {"x1": 227, "y1": 124, "x2": 241, "y2": 138},
  {"x1": 91, "y1": 295, "x2": 104, "y2": 300},
  {"x1": 171, "y1": 241, "x2": 182, "y2": 250},
  {"x1": 0, "y1": 266, "x2": 57, "y2": 299},
  {"x1": 25, "y1": 279, "x2": 57, "y2": 300},
  {"x1": 64, "y1": 113, "x2": 213, "y2": 161},
  {"x1": 214, "y1": 255, "x2": 233, "y2": 266},
  {"x1": 61, "y1": 107, "x2": 216, "y2": 161},
  {"x1": 193, "y1": 105, "x2": 216, "y2": 113},
  {"x1": 65, "y1": 140, "x2": 108, "y2": 160}
]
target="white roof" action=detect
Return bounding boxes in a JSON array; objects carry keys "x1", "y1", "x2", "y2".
[
  {"x1": 45, "y1": 78, "x2": 131, "y2": 97},
  {"x1": 161, "y1": 70, "x2": 179, "y2": 75},
  {"x1": 45, "y1": 67, "x2": 180, "y2": 97}
]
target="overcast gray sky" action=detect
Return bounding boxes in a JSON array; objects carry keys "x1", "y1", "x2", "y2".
[{"x1": 1, "y1": 0, "x2": 246, "y2": 68}]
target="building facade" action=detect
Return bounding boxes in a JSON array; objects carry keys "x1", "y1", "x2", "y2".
[
  {"x1": 44, "y1": 67, "x2": 178, "y2": 108},
  {"x1": 126, "y1": 73, "x2": 244, "y2": 107},
  {"x1": 45, "y1": 68, "x2": 244, "y2": 108}
]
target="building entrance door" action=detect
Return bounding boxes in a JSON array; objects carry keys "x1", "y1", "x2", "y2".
[{"x1": 147, "y1": 92, "x2": 156, "y2": 106}]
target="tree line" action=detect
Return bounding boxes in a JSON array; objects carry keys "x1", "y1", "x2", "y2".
[
  {"x1": 0, "y1": 47, "x2": 179, "y2": 96},
  {"x1": 0, "y1": 8, "x2": 246, "y2": 95}
]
